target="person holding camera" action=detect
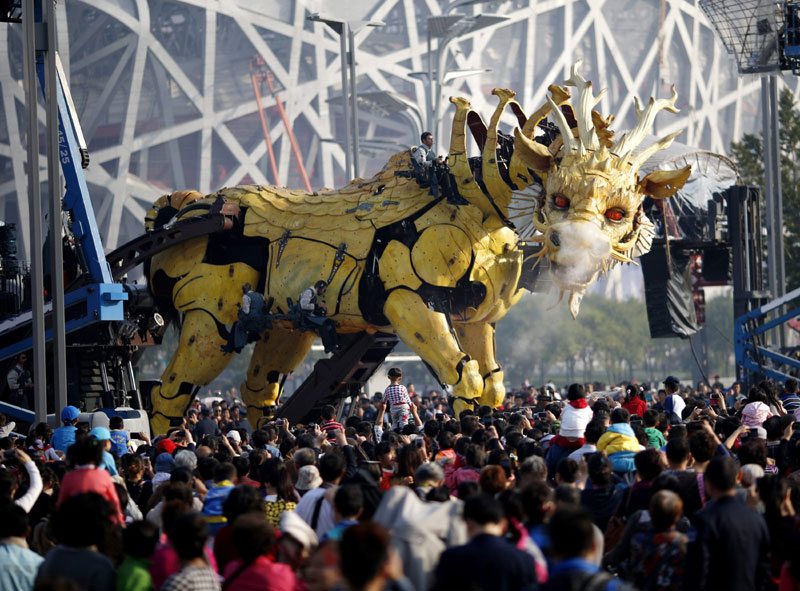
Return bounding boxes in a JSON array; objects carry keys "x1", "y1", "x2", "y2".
[
  {"x1": 6, "y1": 354, "x2": 32, "y2": 410},
  {"x1": 412, "y1": 132, "x2": 443, "y2": 169},
  {"x1": 194, "y1": 406, "x2": 222, "y2": 439},
  {"x1": 299, "y1": 281, "x2": 328, "y2": 316},
  {"x1": 411, "y1": 132, "x2": 465, "y2": 205}
]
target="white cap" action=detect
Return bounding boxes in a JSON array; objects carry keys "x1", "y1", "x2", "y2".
[
  {"x1": 226, "y1": 430, "x2": 242, "y2": 443},
  {"x1": 280, "y1": 511, "x2": 318, "y2": 551}
]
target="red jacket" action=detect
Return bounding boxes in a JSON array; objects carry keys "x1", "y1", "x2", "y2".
[
  {"x1": 622, "y1": 397, "x2": 648, "y2": 418},
  {"x1": 57, "y1": 466, "x2": 125, "y2": 525}
]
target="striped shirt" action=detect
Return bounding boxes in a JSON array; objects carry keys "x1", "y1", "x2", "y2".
[
  {"x1": 320, "y1": 420, "x2": 344, "y2": 439},
  {"x1": 781, "y1": 393, "x2": 800, "y2": 413},
  {"x1": 383, "y1": 384, "x2": 412, "y2": 406}
]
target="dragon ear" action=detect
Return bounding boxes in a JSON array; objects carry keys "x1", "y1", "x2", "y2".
[
  {"x1": 513, "y1": 128, "x2": 555, "y2": 172},
  {"x1": 638, "y1": 165, "x2": 691, "y2": 199}
]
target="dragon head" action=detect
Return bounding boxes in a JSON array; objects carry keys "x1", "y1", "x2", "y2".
[{"x1": 510, "y1": 63, "x2": 691, "y2": 317}]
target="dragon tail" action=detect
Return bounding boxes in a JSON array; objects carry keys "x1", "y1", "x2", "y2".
[{"x1": 144, "y1": 190, "x2": 208, "y2": 330}]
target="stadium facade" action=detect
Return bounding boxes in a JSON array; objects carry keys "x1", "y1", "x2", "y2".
[{"x1": 0, "y1": 0, "x2": 794, "y2": 267}]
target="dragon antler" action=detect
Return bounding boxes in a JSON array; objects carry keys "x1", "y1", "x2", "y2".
[
  {"x1": 547, "y1": 95, "x2": 577, "y2": 154},
  {"x1": 612, "y1": 86, "x2": 680, "y2": 164},
  {"x1": 563, "y1": 60, "x2": 605, "y2": 154}
]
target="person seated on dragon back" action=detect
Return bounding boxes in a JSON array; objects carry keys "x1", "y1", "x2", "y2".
[
  {"x1": 297, "y1": 281, "x2": 339, "y2": 354},
  {"x1": 298, "y1": 280, "x2": 329, "y2": 316},
  {"x1": 410, "y1": 131, "x2": 466, "y2": 205},
  {"x1": 222, "y1": 283, "x2": 271, "y2": 353}
]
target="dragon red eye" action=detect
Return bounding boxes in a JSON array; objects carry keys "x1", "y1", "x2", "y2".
[
  {"x1": 605, "y1": 208, "x2": 625, "y2": 222},
  {"x1": 553, "y1": 194, "x2": 570, "y2": 209}
]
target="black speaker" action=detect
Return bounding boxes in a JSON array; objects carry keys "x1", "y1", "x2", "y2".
[
  {"x1": 701, "y1": 246, "x2": 731, "y2": 283},
  {"x1": 640, "y1": 244, "x2": 699, "y2": 338}
]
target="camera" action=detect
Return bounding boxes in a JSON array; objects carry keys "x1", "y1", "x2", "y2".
[
  {"x1": 536, "y1": 412, "x2": 548, "y2": 421},
  {"x1": 436, "y1": 413, "x2": 444, "y2": 421}
]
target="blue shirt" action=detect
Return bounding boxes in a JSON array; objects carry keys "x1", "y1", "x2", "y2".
[
  {"x1": 0, "y1": 542, "x2": 44, "y2": 591},
  {"x1": 322, "y1": 519, "x2": 359, "y2": 543},
  {"x1": 109, "y1": 430, "x2": 130, "y2": 458},
  {"x1": 265, "y1": 444, "x2": 282, "y2": 460},
  {"x1": 202, "y1": 480, "x2": 235, "y2": 536},
  {"x1": 549, "y1": 557, "x2": 625, "y2": 590},
  {"x1": 550, "y1": 557, "x2": 599, "y2": 577},
  {"x1": 528, "y1": 523, "x2": 553, "y2": 571},
  {"x1": 51, "y1": 425, "x2": 77, "y2": 452},
  {"x1": 100, "y1": 450, "x2": 118, "y2": 476}
]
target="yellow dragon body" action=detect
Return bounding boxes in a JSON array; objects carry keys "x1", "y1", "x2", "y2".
[{"x1": 145, "y1": 64, "x2": 690, "y2": 433}]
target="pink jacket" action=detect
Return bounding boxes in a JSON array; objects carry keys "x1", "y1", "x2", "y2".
[
  {"x1": 57, "y1": 466, "x2": 125, "y2": 525},
  {"x1": 223, "y1": 556, "x2": 298, "y2": 591},
  {"x1": 742, "y1": 401, "x2": 772, "y2": 427},
  {"x1": 445, "y1": 466, "x2": 480, "y2": 496}
]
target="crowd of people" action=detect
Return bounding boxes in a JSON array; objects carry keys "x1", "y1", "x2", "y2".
[{"x1": 0, "y1": 367, "x2": 798, "y2": 590}]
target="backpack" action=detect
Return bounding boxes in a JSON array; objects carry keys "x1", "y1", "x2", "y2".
[{"x1": 604, "y1": 485, "x2": 634, "y2": 552}]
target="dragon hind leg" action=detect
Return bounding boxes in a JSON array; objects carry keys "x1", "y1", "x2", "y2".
[
  {"x1": 150, "y1": 309, "x2": 234, "y2": 435},
  {"x1": 383, "y1": 290, "x2": 483, "y2": 419},
  {"x1": 240, "y1": 326, "x2": 316, "y2": 430}
]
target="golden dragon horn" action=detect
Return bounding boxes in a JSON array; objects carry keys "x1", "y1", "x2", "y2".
[
  {"x1": 482, "y1": 88, "x2": 517, "y2": 213},
  {"x1": 612, "y1": 85, "x2": 679, "y2": 162},
  {"x1": 509, "y1": 85, "x2": 570, "y2": 188},
  {"x1": 564, "y1": 60, "x2": 604, "y2": 153},
  {"x1": 629, "y1": 130, "x2": 683, "y2": 171},
  {"x1": 520, "y1": 84, "x2": 571, "y2": 138},
  {"x1": 448, "y1": 96, "x2": 496, "y2": 218},
  {"x1": 547, "y1": 95, "x2": 577, "y2": 154}
]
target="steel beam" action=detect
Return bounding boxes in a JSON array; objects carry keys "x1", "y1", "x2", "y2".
[
  {"x1": 45, "y1": 0, "x2": 67, "y2": 417},
  {"x1": 23, "y1": 0, "x2": 46, "y2": 421}
]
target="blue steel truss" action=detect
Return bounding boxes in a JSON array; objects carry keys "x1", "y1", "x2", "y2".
[
  {"x1": 0, "y1": 35, "x2": 126, "y2": 365},
  {"x1": 734, "y1": 285, "x2": 800, "y2": 383}
]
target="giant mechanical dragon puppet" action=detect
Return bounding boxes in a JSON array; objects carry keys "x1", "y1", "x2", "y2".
[{"x1": 144, "y1": 63, "x2": 690, "y2": 434}]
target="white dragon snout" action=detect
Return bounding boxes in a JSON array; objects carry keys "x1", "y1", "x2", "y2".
[{"x1": 547, "y1": 220, "x2": 611, "y2": 286}]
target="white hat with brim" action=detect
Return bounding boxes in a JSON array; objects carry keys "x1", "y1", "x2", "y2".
[
  {"x1": 280, "y1": 510, "x2": 319, "y2": 551},
  {"x1": 295, "y1": 464, "x2": 323, "y2": 491}
]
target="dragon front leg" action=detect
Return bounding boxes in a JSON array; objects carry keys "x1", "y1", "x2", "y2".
[
  {"x1": 454, "y1": 322, "x2": 506, "y2": 409},
  {"x1": 383, "y1": 289, "x2": 483, "y2": 419},
  {"x1": 150, "y1": 309, "x2": 234, "y2": 435},
  {"x1": 240, "y1": 327, "x2": 316, "y2": 430}
]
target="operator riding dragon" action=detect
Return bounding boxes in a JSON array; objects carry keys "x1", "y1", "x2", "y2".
[{"x1": 144, "y1": 63, "x2": 691, "y2": 434}]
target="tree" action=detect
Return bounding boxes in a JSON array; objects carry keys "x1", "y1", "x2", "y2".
[
  {"x1": 704, "y1": 290, "x2": 734, "y2": 377},
  {"x1": 730, "y1": 87, "x2": 800, "y2": 290},
  {"x1": 495, "y1": 291, "x2": 703, "y2": 387}
]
